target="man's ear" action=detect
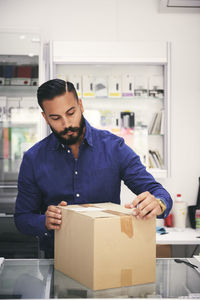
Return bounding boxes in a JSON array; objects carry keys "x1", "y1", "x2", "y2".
[
  {"x1": 78, "y1": 99, "x2": 84, "y2": 113},
  {"x1": 41, "y1": 111, "x2": 49, "y2": 125}
]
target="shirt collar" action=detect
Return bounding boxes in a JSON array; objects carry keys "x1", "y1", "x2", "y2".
[
  {"x1": 49, "y1": 118, "x2": 93, "y2": 150},
  {"x1": 84, "y1": 118, "x2": 93, "y2": 147}
]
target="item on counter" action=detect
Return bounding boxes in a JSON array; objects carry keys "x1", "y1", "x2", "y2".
[
  {"x1": 188, "y1": 177, "x2": 200, "y2": 229},
  {"x1": 164, "y1": 213, "x2": 173, "y2": 227},
  {"x1": 173, "y1": 194, "x2": 187, "y2": 229},
  {"x1": 174, "y1": 259, "x2": 198, "y2": 269}
]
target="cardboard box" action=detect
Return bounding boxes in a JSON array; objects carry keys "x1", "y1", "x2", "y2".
[
  {"x1": 55, "y1": 202, "x2": 156, "y2": 291},
  {"x1": 54, "y1": 268, "x2": 156, "y2": 298}
]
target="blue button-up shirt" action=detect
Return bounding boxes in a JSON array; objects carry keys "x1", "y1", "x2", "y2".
[{"x1": 14, "y1": 119, "x2": 172, "y2": 253}]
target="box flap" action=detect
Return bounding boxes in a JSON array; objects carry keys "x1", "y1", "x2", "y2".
[{"x1": 58, "y1": 203, "x2": 134, "y2": 219}]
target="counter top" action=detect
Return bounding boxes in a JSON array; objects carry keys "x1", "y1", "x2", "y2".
[
  {"x1": 156, "y1": 227, "x2": 200, "y2": 245},
  {"x1": 0, "y1": 258, "x2": 200, "y2": 298}
]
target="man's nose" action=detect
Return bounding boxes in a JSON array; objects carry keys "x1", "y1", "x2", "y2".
[{"x1": 61, "y1": 116, "x2": 71, "y2": 128}]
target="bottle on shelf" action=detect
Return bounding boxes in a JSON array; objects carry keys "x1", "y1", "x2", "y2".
[
  {"x1": 173, "y1": 194, "x2": 187, "y2": 230},
  {"x1": 195, "y1": 209, "x2": 200, "y2": 231}
]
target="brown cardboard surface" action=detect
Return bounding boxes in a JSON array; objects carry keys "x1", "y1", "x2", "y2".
[
  {"x1": 156, "y1": 245, "x2": 172, "y2": 258},
  {"x1": 55, "y1": 209, "x2": 94, "y2": 289},
  {"x1": 93, "y1": 214, "x2": 155, "y2": 290},
  {"x1": 55, "y1": 202, "x2": 156, "y2": 291}
]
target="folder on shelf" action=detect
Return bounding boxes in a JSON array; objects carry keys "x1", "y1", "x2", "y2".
[{"x1": 17, "y1": 66, "x2": 32, "y2": 78}]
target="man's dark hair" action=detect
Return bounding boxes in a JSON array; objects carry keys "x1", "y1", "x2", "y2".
[{"x1": 37, "y1": 79, "x2": 79, "y2": 110}]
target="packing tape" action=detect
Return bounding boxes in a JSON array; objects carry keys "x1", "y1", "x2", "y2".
[
  {"x1": 78, "y1": 205, "x2": 134, "y2": 238},
  {"x1": 121, "y1": 269, "x2": 132, "y2": 286},
  {"x1": 81, "y1": 204, "x2": 97, "y2": 207},
  {"x1": 120, "y1": 215, "x2": 134, "y2": 238},
  {"x1": 104, "y1": 210, "x2": 134, "y2": 238}
]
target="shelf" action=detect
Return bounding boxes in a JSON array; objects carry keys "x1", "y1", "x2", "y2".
[
  {"x1": 0, "y1": 122, "x2": 37, "y2": 128},
  {"x1": 82, "y1": 96, "x2": 163, "y2": 101},
  {"x1": 52, "y1": 41, "x2": 170, "y2": 177},
  {"x1": 148, "y1": 134, "x2": 164, "y2": 136},
  {"x1": 0, "y1": 85, "x2": 37, "y2": 97}
]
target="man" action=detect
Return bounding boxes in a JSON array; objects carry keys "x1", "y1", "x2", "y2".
[{"x1": 14, "y1": 79, "x2": 172, "y2": 258}]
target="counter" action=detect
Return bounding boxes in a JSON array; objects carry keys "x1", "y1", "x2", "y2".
[{"x1": 0, "y1": 258, "x2": 200, "y2": 298}]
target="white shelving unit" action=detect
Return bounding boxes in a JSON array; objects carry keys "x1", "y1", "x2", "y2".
[
  {"x1": 0, "y1": 32, "x2": 42, "y2": 190},
  {"x1": 50, "y1": 41, "x2": 171, "y2": 179}
]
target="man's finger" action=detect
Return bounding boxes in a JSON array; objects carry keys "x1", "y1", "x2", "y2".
[
  {"x1": 47, "y1": 217, "x2": 62, "y2": 225},
  {"x1": 58, "y1": 201, "x2": 67, "y2": 206},
  {"x1": 125, "y1": 204, "x2": 140, "y2": 216},
  {"x1": 48, "y1": 205, "x2": 61, "y2": 214},
  {"x1": 138, "y1": 201, "x2": 156, "y2": 218},
  {"x1": 132, "y1": 191, "x2": 150, "y2": 207},
  {"x1": 125, "y1": 203, "x2": 134, "y2": 209},
  {"x1": 45, "y1": 211, "x2": 61, "y2": 219},
  {"x1": 132, "y1": 208, "x2": 140, "y2": 216},
  {"x1": 136, "y1": 196, "x2": 152, "y2": 211},
  {"x1": 48, "y1": 224, "x2": 61, "y2": 230},
  {"x1": 143, "y1": 208, "x2": 158, "y2": 220}
]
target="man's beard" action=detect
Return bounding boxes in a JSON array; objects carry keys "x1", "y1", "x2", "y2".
[{"x1": 50, "y1": 115, "x2": 86, "y2": 146}]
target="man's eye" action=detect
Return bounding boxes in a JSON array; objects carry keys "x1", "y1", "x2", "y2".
[
  {"x1": 52, "y1": 117, "x2": 60, "y2": 120},
  {"x1": 68, "y1": 112, "x2": 75, "y2": 116}
]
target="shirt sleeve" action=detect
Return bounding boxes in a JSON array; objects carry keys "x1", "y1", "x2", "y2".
[
  {"x1": 117, "y1": 137, "x2": 172, "y2": 219},
  {"x1": 14, "y1": 151, "x2": 49, "y2": 238}
]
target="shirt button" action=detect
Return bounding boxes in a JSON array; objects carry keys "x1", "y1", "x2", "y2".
[
  {"x1": 45, "y1": 233, "x2": 48, "y2": 236},
  {"x1": 67, "y1": 150, "x2": 70, "y2": 153},
  {"x1": 76, "y1": 193, "x2": 80, "y2": 197},
  {"x1": 75, "y1": 171, "x2": 78, "y2": 175}
]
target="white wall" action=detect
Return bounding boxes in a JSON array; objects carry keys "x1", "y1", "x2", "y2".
[{"x1": 0, "y1": 0, "x2": 200, "y2": 206}]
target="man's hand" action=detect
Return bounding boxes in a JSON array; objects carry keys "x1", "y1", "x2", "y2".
[
  {"x1": 125, "y1": 191, "x2": 162, "y2": 220},
  {"x1": 45, "y1": 201, "x2": 67, "y2": 230}
]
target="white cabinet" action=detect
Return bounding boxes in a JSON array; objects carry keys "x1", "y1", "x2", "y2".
[{"x1": 51, "y1": 41, "x2": 171, "y2": 179}]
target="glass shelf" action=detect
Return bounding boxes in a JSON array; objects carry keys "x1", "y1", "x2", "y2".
[{"x1": 0, "y1": 258, "x2": 200, "y2": 298}]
